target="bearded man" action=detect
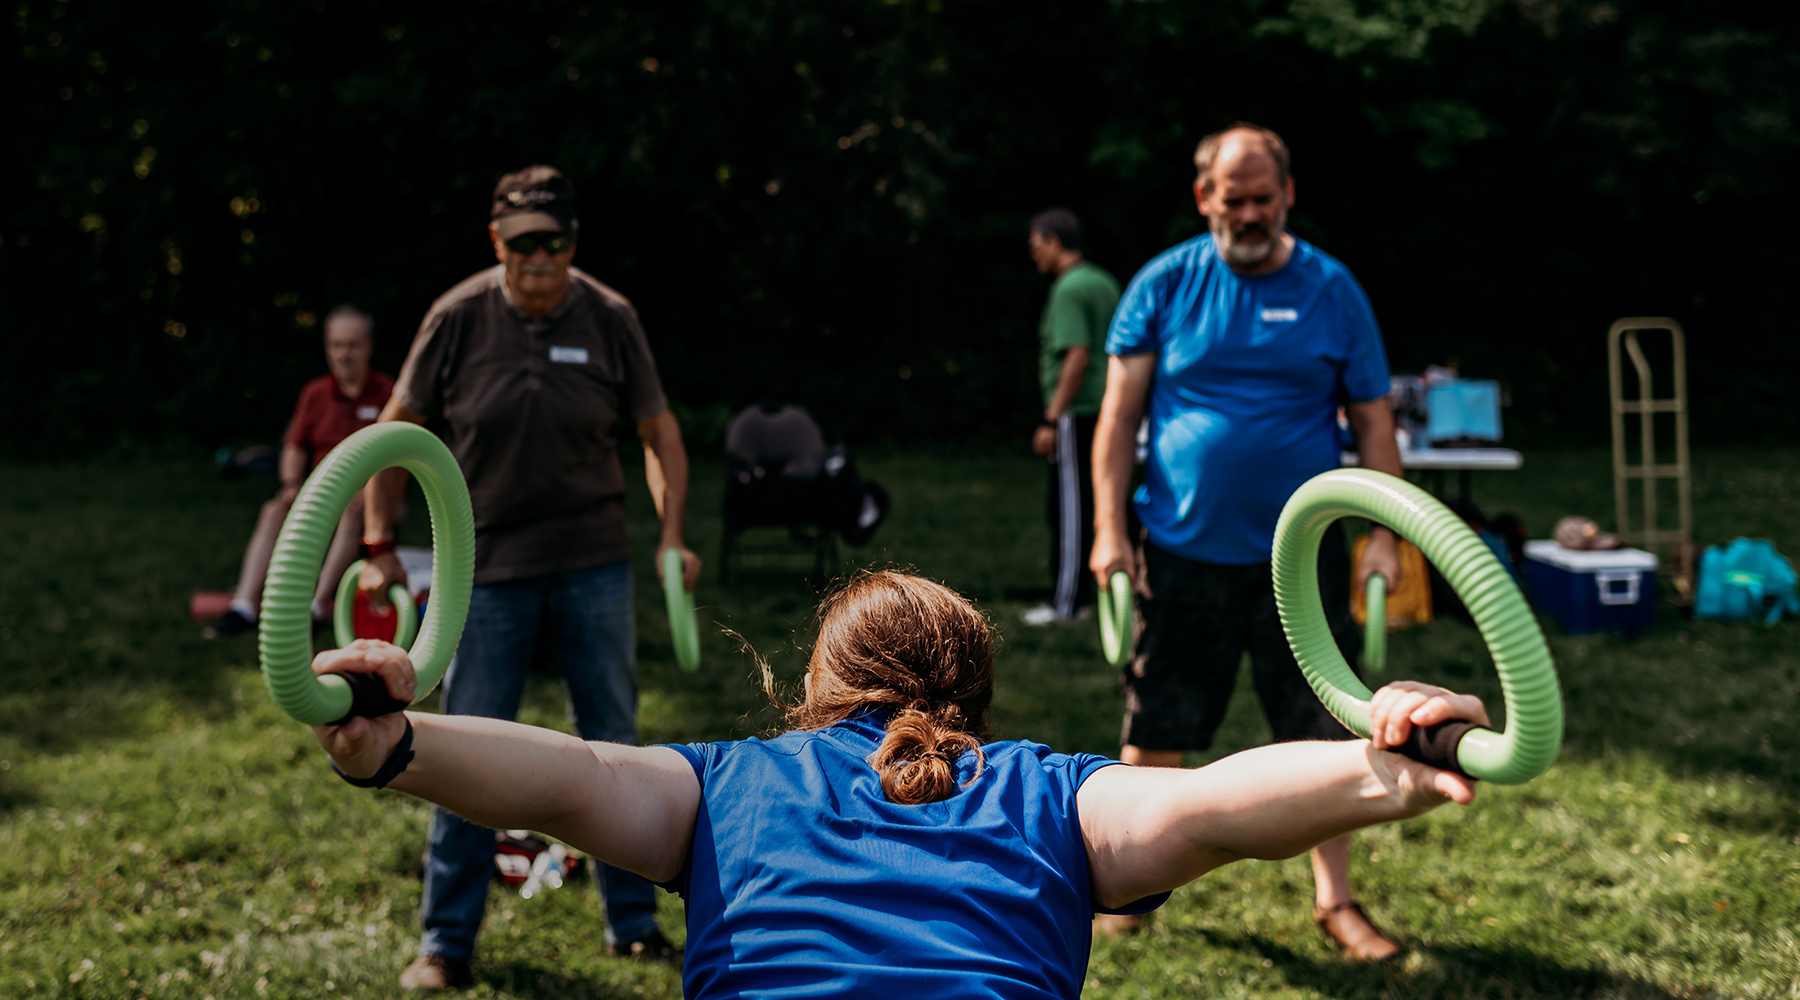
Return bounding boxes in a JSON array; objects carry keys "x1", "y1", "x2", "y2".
[{"x1": 1089, "y1": 124, "x2": 1408, "y2": 958}]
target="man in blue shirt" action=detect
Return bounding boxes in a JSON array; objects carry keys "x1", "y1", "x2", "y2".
[{"x1": 1090, "y1": 124, "x2": 1407, "y2": 958}]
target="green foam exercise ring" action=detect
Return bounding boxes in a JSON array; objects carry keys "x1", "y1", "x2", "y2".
[
  {"x1": 662, "y1": 547, "x2": 701, "y2": 673},
  {"x1": 1363, "y1": 573, "x2": 1387, "y2": 675},
  {"x1": 1272, "y1": 469, "x2": 1563, "y2": 785},
  {"x1": 1097, "y1": 570, "x2": 1133, "y2": 667},
  {"x1": 333, "y1": 559, "x2": 419, "y2": 651},
  {"x1": 259, "y1": 422, "x2": 475, "y2": 726}
]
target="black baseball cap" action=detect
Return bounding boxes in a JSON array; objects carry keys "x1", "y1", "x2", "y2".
[{"x1": 490, "y1": 165, "x2": 578, "y2": 241}]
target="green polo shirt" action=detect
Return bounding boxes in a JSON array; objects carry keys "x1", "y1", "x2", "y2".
[{"x1": 1038, "y1": 260, "x2": 1121, "y2": 416}]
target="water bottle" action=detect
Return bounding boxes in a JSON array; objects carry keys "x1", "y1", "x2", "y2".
[{"x1": 519, "y1": 843, "x2": 569, "y2": 899}]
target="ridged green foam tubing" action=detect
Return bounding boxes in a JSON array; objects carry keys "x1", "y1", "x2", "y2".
[
  {"x1": 662, "y1": 548, "x2": 701, "y2": 673},
  {"x1": 1272, "y1": 469, "x2": 1563, "y2": 784},
  {"x1": 332, "y1": 559, "x2": 418, "y2": 651},
  {"x1": 259, "y1": 422, "x2": 475, "y2": 725},
  {"x1": 1363, "y1": 574, "x2": 1387, "y2": 675},
  {"x1": 1097, "y1": 571, "x2": 1133, "y2": 667}
]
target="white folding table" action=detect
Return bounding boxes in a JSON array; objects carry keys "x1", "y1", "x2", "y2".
[{"x1": 1341, "y1": 447, "x2": 1523, "y2": 502}]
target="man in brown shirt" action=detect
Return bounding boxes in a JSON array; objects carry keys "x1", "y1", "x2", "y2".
[{"x1": 359, "y1": 166, "x2": 700, "y2": 990}]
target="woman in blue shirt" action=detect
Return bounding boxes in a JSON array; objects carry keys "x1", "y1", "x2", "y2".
[{"x1": 314, "y1": 571, "x2": 1487, "y2": 998}]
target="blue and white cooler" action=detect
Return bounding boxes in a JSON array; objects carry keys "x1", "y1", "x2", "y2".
[{"x1": 1524, "y1": 540, "x2": 1657, "y2": 635}]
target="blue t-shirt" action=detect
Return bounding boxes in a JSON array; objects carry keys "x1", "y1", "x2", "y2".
[
  {"x1": 1106, "y1": 233, "x2": 1391, "y2": 564},
  {"x1": 659, "y1": 714, "x2": 1166, "y2": 999}
]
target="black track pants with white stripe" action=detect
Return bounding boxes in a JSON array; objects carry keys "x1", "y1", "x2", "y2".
[{"x1": 1046, "y1": 412, "x2": 1098, "y2": 619}]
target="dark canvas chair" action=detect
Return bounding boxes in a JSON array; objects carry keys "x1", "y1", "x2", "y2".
[{"x1": 720, "y1": 403, "x2": 889, "y2": 585}]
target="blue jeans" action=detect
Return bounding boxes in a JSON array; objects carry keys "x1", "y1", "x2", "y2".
[{"x1": 419, "y1": 562, "x2": 662, "y2": 961}]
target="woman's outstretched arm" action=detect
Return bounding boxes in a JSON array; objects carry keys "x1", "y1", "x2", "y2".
[
  {"x1": 309, "y1": 642, "x2": 701, "y2": 883},
  {"x1": 1077, "y1": 683, "x2": 1489, "y2": 910}
]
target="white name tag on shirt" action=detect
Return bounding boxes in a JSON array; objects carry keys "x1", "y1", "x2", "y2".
[
  {"x1": 549, "y1": 345, "x2": 589, "y2": 364},
  {"x1": 1260, "y1": 308, "x2": 1299, "y2": 323},
  {"x1": 356, "y1": 405, "x2": 380, "y2": 421}
]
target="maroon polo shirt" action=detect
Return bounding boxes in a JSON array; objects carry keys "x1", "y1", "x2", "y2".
[
  {"x1": 284, "y1": 370, "x2": 396, "y2": 469},
  {"x1": 392, "y1": 265, "x2": 668, "y2": 584}
]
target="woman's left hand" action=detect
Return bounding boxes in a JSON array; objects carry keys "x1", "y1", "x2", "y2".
[{"x1": 309, "y1": 640, "x2": 415, "y2": 778}]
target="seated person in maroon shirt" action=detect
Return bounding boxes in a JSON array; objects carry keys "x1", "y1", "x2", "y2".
[{"x1": 215, "y1": 306, "x2": 395, "y2": 635}]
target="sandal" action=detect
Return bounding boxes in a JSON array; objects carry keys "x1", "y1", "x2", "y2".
[
  {"x1": 1092, "y1": 912, "x2": 1144, "y2": 938},
  {"x1": 1313, "y1": 901, "x2": 1404, "y2": 962}
]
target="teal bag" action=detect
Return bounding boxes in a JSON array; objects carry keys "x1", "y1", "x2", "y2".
[
  {"x1": 1424, "y1": 380, "x2": 1503, "y2": 444},
  {"x1": 1694, "y1": 538, "x2": 1800, "y2": 625}
]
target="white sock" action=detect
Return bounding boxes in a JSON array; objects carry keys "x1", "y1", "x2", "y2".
[
  {"x1": 229, "y1": 599, "x2": 257, "y2": 622},
  {"x1": 311, "y1": 600, "x2": 327, "y2": 621}
]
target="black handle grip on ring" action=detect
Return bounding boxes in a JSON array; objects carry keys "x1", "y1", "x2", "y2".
[
  {"x1": 1387, "y1": 720, "x2": 1479, "y2": 779},
  {"x1": 324, "y1": 671, "x2": 411, "y2": 726}
]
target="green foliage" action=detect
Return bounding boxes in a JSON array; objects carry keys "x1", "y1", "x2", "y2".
[
  {"x1": 1257, "y1": 0, "x2": 1497, "y2": 59},
  {"x1": 4, "y1": 448, "x2": 1800, "y2": 996},
  {"x1": 4, "y1": 1, "x2": 1800, "y2": 454},
  {"x1": 1366, "y1": 98, "x2": 1496, "y2": 170}
]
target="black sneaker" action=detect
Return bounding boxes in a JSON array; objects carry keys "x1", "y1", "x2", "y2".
[
  {"x1": 609, "y1": 928, "x2": 680, "y2": 963},
  {"x1": 214, "y1": 608, "x2": 256, "y2": 636}
]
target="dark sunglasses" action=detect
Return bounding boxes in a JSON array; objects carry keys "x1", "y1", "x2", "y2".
[{"x1": 504, "y1": 232, "x2": 574, "y2": 256}]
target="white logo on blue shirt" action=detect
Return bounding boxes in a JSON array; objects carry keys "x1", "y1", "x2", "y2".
[
  {"x1": 1260, "y1": 308, "x2": 1298, "y2": 323},
  {"x1": 549, "y1": 346, "x2": 589, "y2": 364}
]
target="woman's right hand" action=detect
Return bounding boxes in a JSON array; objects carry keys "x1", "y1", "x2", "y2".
[
  {"x1": 1368, "y1": 681, "x2": 1491, "y2": 750},
  {"x1": 309, "y1": 640, "x2": 415, "y2": 778},
  {"x1": 1368, "y1": 681, "x2": 1491, "y2": 808}
]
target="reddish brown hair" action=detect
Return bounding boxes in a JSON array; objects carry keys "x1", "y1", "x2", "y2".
[{"x1": 769, "y1": 571, "x2": 995, "y2": 805}]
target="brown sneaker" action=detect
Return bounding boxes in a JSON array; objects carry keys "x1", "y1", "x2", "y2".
[
  {"x1": 1313, "y1": 901, "x2": 1404, "y2": 962},
  {"x1": 609, "y1": 929, "x2": 680, "y2": 963},
  {"x1": 399, "y1": 954, "x2": 473, "y2": 991}
]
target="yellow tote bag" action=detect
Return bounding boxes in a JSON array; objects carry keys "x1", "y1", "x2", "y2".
[{"x1": 1350, "y1": 533, "x2": 1433, "y2": 628}]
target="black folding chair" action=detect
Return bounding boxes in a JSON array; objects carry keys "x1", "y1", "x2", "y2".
[{"x1": 719, "y1": 403, "x2": 887, "y2": 586}]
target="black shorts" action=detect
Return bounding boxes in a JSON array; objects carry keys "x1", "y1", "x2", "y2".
[{"x1": 1121, "y1": 523, "x2": 1364, "y2": 752}]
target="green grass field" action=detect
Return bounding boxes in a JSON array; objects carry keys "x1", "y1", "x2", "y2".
[{"x1": 2, "y1": 448, "x2": 1798, "y2": 999}]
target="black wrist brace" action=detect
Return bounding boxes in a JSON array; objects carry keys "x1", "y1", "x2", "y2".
[{"x1": 329, "y1": 715, "x2": 415, "y2": 789}]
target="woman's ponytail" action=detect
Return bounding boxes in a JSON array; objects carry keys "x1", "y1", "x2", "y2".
[
  {"x1": 869, "y1": 708, "x2": 986, "y2": 805},
  {"x1": 782, "y1": 571, "x2": 997, "y2": 805}
]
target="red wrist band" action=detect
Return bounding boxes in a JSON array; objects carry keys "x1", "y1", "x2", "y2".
[{"x1": 361, "y1": 539, "x2": 396, "y2": 558}]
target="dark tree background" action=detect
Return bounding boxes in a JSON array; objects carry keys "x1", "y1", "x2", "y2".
[{"x1": 5, "y1": 0, "x2": 1796, "y2": 457}]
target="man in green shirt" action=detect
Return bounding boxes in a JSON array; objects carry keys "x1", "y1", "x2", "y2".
[{"x1": 1026, "y1": 208, "x2": 1121, "y2": 625}]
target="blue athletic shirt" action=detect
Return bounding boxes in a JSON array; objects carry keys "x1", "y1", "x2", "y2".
[
  {"x1": 1105, "y1": 233, "x2": 1391, "y2": 565},
  {"x1": 658, "y1": 713, "x2": 1167, "y2": 999}
]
